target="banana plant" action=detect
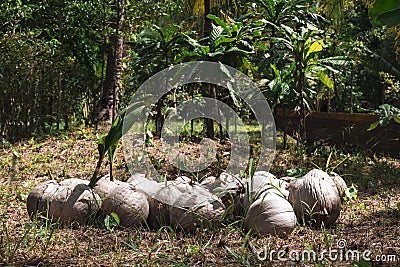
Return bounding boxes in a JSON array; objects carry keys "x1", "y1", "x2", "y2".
[
  {"x1": 268, "y1": 62, "x2": 295, "y2": 109},
  {"x1": 264, "y1": 15, "x2": 350, "y2": 137},
  {"x1": 129, "y1": 24, "x2": 192, "y2": 136},
  {"x1": 368, "y1": 0, "x2": 400, "y2": 28},
  {"x1": 182, "y1": 13, "x2": 264, "y2": 71},
  {"x1": 269, "y1": 23, "x2": 324, "y2": 136},
  {"x1": 368, "y1": 0, "x2": 400, "y2": 64},
  {"x1": 180, "y1": 14, "x2": 265, "y2": 138}
]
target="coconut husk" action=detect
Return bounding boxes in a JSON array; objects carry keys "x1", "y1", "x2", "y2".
[
  {"x1": 128, "y1": 175, "x2": 225, "y2": 231},
  {"x1": 200, "y1": 172, "x2": 245, "y2": 217},
  {"x1": 330, "y1": 172, "x2": 347, "y2": 198},
  {"x1": 169, "y1": 184, "x2": 225, "y2": 231},
  {"x1": 303, "y1": 169, "x2": 339, "y2": 195},
  {"x1": 93, "y1": 175, "x2": 126, "y2": 198},
  {"x1": 244, "y1": 174, "x2": 289, "y2": 211},
  {"x1": 50, "y1": 182, "x2": 101, "y2": 223},
  {"x1": 59, "y1": 178, "x2": 89, "y2": 187},
  {"x1": 288, "y1": 169, "x2": 341, "y2": 227},
  {"x1": 101, "y1": 183, "x2": 149, "y2": 228},
  {"x1": 26, "y1": 180, "x2": 59, "y2": 219},
  {"x1": 27, "y1": 179, "x2": 101, "y2": 224},
  {"x1": 244, "y1": 189, "x2": 296, "y2": 237}
]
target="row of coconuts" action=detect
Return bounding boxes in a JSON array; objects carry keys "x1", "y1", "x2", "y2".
[{"x1": 27, "y1": 169, "x2": 347, "y2": 237}]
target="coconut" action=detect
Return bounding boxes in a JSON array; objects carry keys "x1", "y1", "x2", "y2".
[
  {"x1": 128, "y1": 175, "x2": 225, "y2": 231},
  {"x1": 330, "y1": 172, "x2": 347, "y2": 198},
  {"x1": 126, "y1": 173, "x2": 146, "y2": 183},
  {"x1": 288, "y1": 169, "x2": 341, "y2": 227},
  {"x1": 306, "y1": 169, "x2": 339, "y2": 195},
  {"x1": 26, "y1": 180, "x2": 60, "y2": 219},
  {"x1": 200, "y1": 172, "x2": 245, "y2": 217},
  {"x1": 128, "y1": 175, "x2": 171, "y2": 228},
  {"x1": 59, "y1": 178, "x2": 89, "y2": 187},
  {"x1": 101, "y1": 183, "x2": 149, "y2": 228},
  {"x1": 27, "y1": 179, "x2": 101, "y2": 224},
  {"x1": 49, "y1": 182, "x2": 101, "y2": 223},
  {"x1": 174, "y1": 176, "x2": 193, "y2": 184},
  {"x1": 200, "y1": 175, "x2": 217, "y2": 188},
  {"x1": 93, "y1": 175, "x2": 126, "y2": 198},
  {"x1": 252, "y1": 174, "x2": 289, "y2": 199},
  {"x1": 244, "y1": 173, "x2": 289, "y2": 210},
  {"x1": 169, "y1": 184, "x2": 225, "y2": 231},
  {"x1": 244, "y1": 189, "x2": 296, "y2": 237},
  {"x1": 253, "y1": 171, "x2": 276, "y2": 179}
]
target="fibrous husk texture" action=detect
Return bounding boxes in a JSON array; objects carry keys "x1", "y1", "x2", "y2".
[
  {"x1": 27, "y1": 178, "x2": 101, "y2": 224},
  {"x1": 27, "y1": 180, "x2": 59, "y2": 219},
  {"x1": 242, "y1": 172, "x2": 289, "y2": 212},
  {"x1": 241, "y1": 171, "x2": 295, "y2": 237},
  {"x1": 249, "y1": 172, "x2": 289, "y2": 200},
  {"x1": 101, "y1": 182, "x2": 149, "y2": 228},
  {"x1": 129, "y1": 175, "x2": 225, "y2": 231},
  {"x1": 201, "y1": 172, "x2": 245, "y2": 216},
  {"x1": 288, "y1": 169, "x2": 341, "y2": 227},
  {"x1": 27, "y1": 169, "x2": 345, "y2": 235},
  {"x1": 244, "y1": 189, "x2": 296, "y2": 237},
  {"x1": 94, "y1": 175, "x2": 125, "y2": 198},
  {"x1": 330, "y1": 172, "x2": 347, "y2": 198}
]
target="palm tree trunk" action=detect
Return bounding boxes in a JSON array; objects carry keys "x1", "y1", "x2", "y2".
[{"x1": 96, "y1": 0, "x2": 124, "y2": 127}]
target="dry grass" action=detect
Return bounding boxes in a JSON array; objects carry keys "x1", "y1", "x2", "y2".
[{"x1": 0, "y1": 127, "x2": 399, "y2": 266}]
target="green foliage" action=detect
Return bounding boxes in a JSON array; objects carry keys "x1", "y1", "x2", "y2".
[
  {"x1": 0, "y1": 0, "x2": 105, "y2": 140},
  {"x1": 183, "y1": 13, "x2": 264, "y2": 70},
  {"x1": 367, "y1": 104, "x2": 400, "y2": 131},
  {"x1": 104, "y1": 212, "x2": 120, "y2": 232},
  {"x1": 1, "y1": 0, "x2": 398, "y2": 145},
  {"x1": 368, "y1": 0, "x2": 400, "y2": 27},
  {"x1": 285, "y1": 167, "x2": 308, "y2": 178},
  {"x1": 344, "y1": 183, "x2": 358, "y2": 202}
]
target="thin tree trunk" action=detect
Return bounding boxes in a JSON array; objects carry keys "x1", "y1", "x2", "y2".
[
  {"x1": 203, "y1": 0, "x2": 215, "y2": 139},
  {"x1": 57, "y1": 72, "x2": 62, "y2": 130},
  {"x1": 349, "y1": 71, "x2": 353, "y2": 113},
  {"x1": 205, "y1": 84, "x2": 216, "y2": 139},
  {"x1": 96, "y1": 0, "x2": 124, "y2": 127},
  {"x1": 299, "y1": 73, "x2": 306, "y2": 140},
  {"x1": 295, "y1": 58, "x2": 306, "y2": 140}
]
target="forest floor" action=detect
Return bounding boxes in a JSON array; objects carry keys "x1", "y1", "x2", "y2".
[{"x1": 0, "y1": 127, "x2": 399, "y2": 266}]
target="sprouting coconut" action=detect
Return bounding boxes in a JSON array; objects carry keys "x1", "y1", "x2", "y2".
[
  {"x1": 244, "y1": 188, "x2": 296, "y2": 237},
  {"x1": 101, "y1": 183, "x2": 149, "y2": 228},
  {"x1": 287, "y1": 169, "x2": 341, "y2": 227},
  {"x1": 59, "y1": 178, "x2": 89, "y2": 187},
  {"x1": 26, "y1": 178, "x2": 101, "y2": 224},
  {"x1": 50, "y1": 183, "x2": 100, "y2": 223},
  {"x1": 93, "y1": 174, "x2": 125, "y2": 198}
]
